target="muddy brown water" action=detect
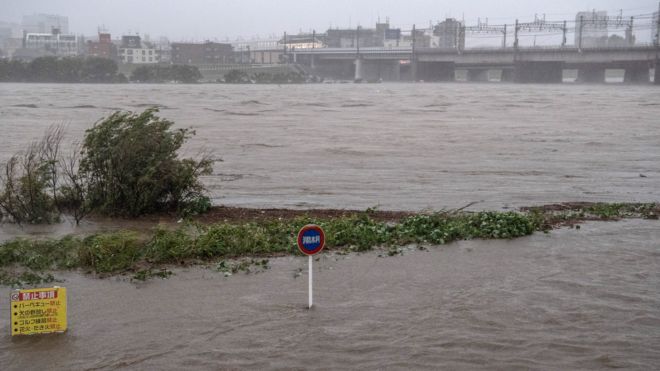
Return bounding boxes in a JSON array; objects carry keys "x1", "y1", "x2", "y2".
[
  {"x1": 1, "y1": 83, "x2": 659, "y2": 213},
  {"x1": 0, "y1": 220, "x2": 659, "y2": 370},
  {"x1": 1, "y1": 83, "x2": 659, "y2": 369}
]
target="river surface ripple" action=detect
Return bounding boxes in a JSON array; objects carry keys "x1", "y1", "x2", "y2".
[
  {"x1": 1, "y1": 83, "x2": 659, "y2": 211},
  {"x1": 0, "y1": 220, "x2": 658, "y2": 370}
]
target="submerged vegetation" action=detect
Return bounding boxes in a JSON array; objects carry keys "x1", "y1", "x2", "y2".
[
  {"x1": 222, "y1": 69, "x2": 313, "y2": 84},
  {"x1": 0, "y1": 202, "x2": 657, "y2": 286}
]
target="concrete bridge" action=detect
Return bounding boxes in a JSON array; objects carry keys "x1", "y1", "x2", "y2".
[{"x1": 290, "y1": 46, "x2": 660, "y2": 84}]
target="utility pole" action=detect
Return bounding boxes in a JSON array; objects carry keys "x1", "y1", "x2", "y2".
[
  {"x1": 356, "y1": 25, "x2": 360, "y2": 56},
  {"x1": 578, "y1": 15, "x2": 584, "y2": 51},
  {"x1": 502, "y1": 24, "x2": 507, "y2": 48},
  {"x1": 283, "y1": 31, "x2": 288, "y2": 63},
  {"x1": 656, "y1": 2, "x2": 660, "y2": 47},
  {"x1": 562, "y1": 20, "x2": 567, "y2": 47},
  {"x1": 655, "y1": 2, "x2": 660, "y2": 84},
  {"x1": 312, "y1": 29, "x2": 316, "y2": 48},
  {"x1": 412, "y1": 24, "x2": 417, "y2": 81},
  {"x1": 513, "y1": 19, "x2": 519, "y2": 50},
  {"x1": 412, "y1": 24, "x2": 416, "y2": 55},
  {"x1": 626, "y1": 17, "x2": 634, "y2": 46}
]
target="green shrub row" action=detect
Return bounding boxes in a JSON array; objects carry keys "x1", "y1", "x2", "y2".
[{"x1": 0, "y1": 210, "x2": 539, "y2": 285}]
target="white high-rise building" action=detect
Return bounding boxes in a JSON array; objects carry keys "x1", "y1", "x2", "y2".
[
  {"x1": 22, "y1": 14, "x2": 69, "y2": 34},
  {"x1": 575, "y1": 11, "x2": 608, "y2": 48},
  {"x1": 24, "y1": 32, "x2": 78, "y2": 57}
]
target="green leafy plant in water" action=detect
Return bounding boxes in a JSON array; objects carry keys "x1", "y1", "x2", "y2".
[{"x1": 216, "y1": 259, "x2": 270, "y2": 276}]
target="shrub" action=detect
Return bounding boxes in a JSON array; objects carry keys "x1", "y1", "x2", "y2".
[
  {"x1": 79, "y1": 108, "x2": 214, "y2": 217},
  {"x1": 223, "y1": 69, "x2": 250, "y2": 83},
  {"x1": 0, "y1": 127, "x2": 63, "y2": 224}
]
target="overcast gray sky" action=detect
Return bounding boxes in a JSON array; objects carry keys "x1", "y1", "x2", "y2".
[{"x1": 1, "y1": 0, "x2": 658, "y2": 41}]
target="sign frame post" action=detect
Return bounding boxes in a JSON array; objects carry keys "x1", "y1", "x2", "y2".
[
  {"x1": 308, "y1": 255, "x2": 313, "y2": 308},
  {"x1": 297, "y1": 224, "x2": 325, "y2": 309}
]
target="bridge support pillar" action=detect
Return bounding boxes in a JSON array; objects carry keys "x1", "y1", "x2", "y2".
[
  {"x1": 624, "y1": 63, "x2": 650, "y2": 84},
  {"x1": 416, "y1": 62, "x2": 455, "y2": 82},
  {"x1": 358, "y1": 60, "x2": 400, "y2": 82},
  {"x1": 655, "y1": 67, "x2": 659, "y2": 85},
  {"x1": 577, "y1": 67, "x2": 606, "y2": 83},
  {"x1": 467, "y1": 69, "x2": 490, "y2": 82},
  {"x1": 354, "y1": 57, "x2": 364, "y2": 82},
  {"x1": 500, "y1": 69, "x2": 514, "y2": 82},
  {"x1": 514, "y1": 62, "x2": 564, "y2": 83}
]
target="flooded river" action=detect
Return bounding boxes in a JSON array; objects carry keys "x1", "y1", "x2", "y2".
[
  {"x1": 1, "y1": 220, "x2": 659, "y2": 370},
  {"x1": 1, "y1": 83, "x2": 659, "y2": 369},
  {"x1": 1, "y1": 83, "x2": 659, "y2": 211}
]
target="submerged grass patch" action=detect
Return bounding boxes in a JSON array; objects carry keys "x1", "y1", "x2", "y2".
[{"x1": 0, "y1": 202, "x2": 657, "y2": 286}]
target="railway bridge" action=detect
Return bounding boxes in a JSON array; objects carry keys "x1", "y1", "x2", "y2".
[{"x1": 289, "y1": 46, "x2": 660, "y2": 83}]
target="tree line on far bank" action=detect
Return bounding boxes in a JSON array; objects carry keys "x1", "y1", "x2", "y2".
[
  {"x1": 130, "y1": 65, "x2": 202, "y2": 83},
  {"x1": 0, "y1": 57, "x2": 126, "y2": 83},
  {"x1": 0, "y1": 57, "x2": 204, "y2": 83}
]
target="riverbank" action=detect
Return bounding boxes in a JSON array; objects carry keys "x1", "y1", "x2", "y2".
[{"x1": 0, "y1": 202, "x2": 657, "y2": 286}]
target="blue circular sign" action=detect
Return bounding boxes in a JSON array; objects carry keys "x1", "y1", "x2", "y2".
[{"x1": 297, "y1": 225, "x2": 325, "y2": 255}]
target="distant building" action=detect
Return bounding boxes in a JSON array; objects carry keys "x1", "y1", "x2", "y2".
[
  {"x1": 1, "y1": 37, "x2": 22, "y2": 59},
  {"x1": 153, "y1": 37, "x2": 172, "y2": 64},
  {"x1": 23, "y1": 30, "x2": 78, "y2": 57},
  {"x1": 171, "y1": 41, "x2": 233, "y2": 65},
  {"x1": 326, "y1": 22, "x2": 401, "y2": 48},
  {"x1": 22, "y1": 14, "x2": 69, "y2": 34},
  {"x1": 433, "y1": 18, "x2": 464, "y2": 49},
  {"x1": 86, "y1": 32, "x2": 117, "y2": 60},
  {"x1": 119, "y1": 35, "x2": 158, "y2": 64},
  {"x1": 279, "y1": 34, "x2": 325, "y2": 50},
  {"x1": 121, "y1": 35, "x2": 142, "y2": 49},
  {"x1": 233, "y1": 39, "x2": 279, "y2": 51},
  {"x1": 398, "y1": 28, "x2": 439, "y2": 48},
  {"x1": 0, "y1": 26, "x2": 12, "y2": 55},
  {"x1": 575, "y1": 11, "x2": 608, "y2": 48}
]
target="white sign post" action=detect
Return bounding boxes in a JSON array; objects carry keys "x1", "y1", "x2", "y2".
[
  {"x1": 308, "y1": 255, "x2": 313, "y2": 308},
  {"x1": 297, "y1": 225, "x2": 325, "y2": 309}
]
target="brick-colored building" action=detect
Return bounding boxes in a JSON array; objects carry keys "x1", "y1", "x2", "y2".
[
  {"x1": 171, "y1": 41, "x2": 234, "y2": 65},
  {"x1": 86, "y1": 33, "x2": 117, "y2": 60}
]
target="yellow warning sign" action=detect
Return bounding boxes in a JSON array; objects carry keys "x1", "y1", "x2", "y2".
[{"x1": 10, "y1": 287, "x2": 67, "y2": 336}]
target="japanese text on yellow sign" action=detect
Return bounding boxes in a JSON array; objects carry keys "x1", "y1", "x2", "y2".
[{"x1": 10, "y1": 287, "x2": 67, "y2": 336}]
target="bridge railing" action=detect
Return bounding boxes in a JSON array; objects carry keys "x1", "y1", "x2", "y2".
[{"x1": 289, "y1": 43, "x2": 658, "y2": 55}]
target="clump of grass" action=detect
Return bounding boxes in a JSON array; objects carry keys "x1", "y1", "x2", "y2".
[
  {"x1": 216, "y1": 259, "x2": 270, "y2": 276},
  {"x1": 0, "y1": 203, "x2": 656, "y2": 285},
  {"x1": 0, "y1": 270, "x2": 56, "y2": 286},
  {"x1": 132, "y1": 268, "x2": 173, "y2": 282},
  {"x1": 77, "y1": 232, "x2": 144, "y2": 273},
  {"x1": 525, "y1": 202, "x2": 659, "y2": 227}
]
